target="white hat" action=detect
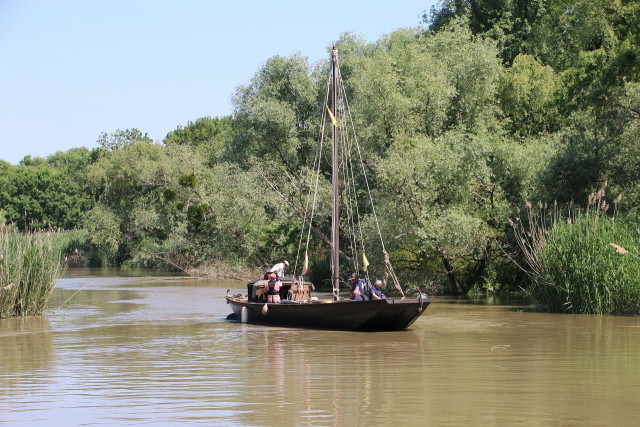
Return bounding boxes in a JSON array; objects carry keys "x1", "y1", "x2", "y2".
[{"x1": 284, "y1": 260, "x2": 289, "y2": 266}]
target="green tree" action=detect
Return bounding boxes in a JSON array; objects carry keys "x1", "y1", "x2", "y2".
[
  {"x1": 85, "y1": 138, "x2": 181, "y2": 265},
  {"x1": 0, "y1": 150, "x2": 94, "y2": 231},
  {"x1": 426, "y1": 1, "x2": 640, "y2": 211},
  {"x1": 498, "y1": 54, "x2": 560, "y2": 136},
  {"x1": 84, "y1": 135, "x2": 272, "y2": 273},
  {"x1": 334, "y1": 23, "x2": 551, "y2": 293},
  {"x1": 350, "y1": 22, "x2": 501, "y2": 151},
  {"x1": 84, "y1": 204, "x2": 122, "y2": 263},
  {"x1": 425, "y1": 0, "x2": 547, "y2": 64},
  {"x1": 427, "y1": 20, "x2": 502, "y2": 131},
  {"x1": 164, "y1": 116, "x2": 233, "y2": 165},
  {"x1": 349, "y1": 28, "x2": 454, "y2": 148},
  {"x1": 375, "y1": 130, "x2": 513, "y2": 294},
  {"x1": 227, "y1": 53, "x2": 318, "y2": 173},
  {"x1": 97, "y1": 128, "x2": 153, "y2": 151},
  {"x1": 539, "y1": 0, "x2": 640, "y2": 207}
]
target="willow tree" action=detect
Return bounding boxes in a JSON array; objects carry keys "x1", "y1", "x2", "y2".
[
  {"x1": 227, "y1": 53, "x2": 319, "y2": 174},
  {"x1": 84, "y1": 137, "x2": 175, "y2": 265},
  {"x1": 341, "y1": 23, "x2": 519, "y2": 293},
  {"x1": 498, "y1": 54, "x2": 560, "y2": 137},
  {"x1": 427, "y1": 0, "x2": 640, "y2": 210},
  {"x1": 164, "y1": 116, "x2": 233, "y2": 166},
  {"x1": 224, "y1": 53, "x2": 329, "y2": 269},
  {"x1": 84, "y1": 132, "x2": 270, "y2": 273}
]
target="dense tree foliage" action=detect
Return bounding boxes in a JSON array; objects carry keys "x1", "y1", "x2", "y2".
[
  {"x1": 227, "y1": 54, "x2": 318, "y2": 173},
  {"x1": 427, "y1": 0, "x2": 640, "y2": 208},
  {"x1": 0, "y1": 149, "x2": 94, "y2": 231},
  {"x1": 164, "y1": 116, "x2": 233, "y2": 166},
  {"x1": 1, "y1": 1, "x2": 638, "y2": 298}
]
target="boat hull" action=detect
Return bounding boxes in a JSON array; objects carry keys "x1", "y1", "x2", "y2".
[{"x1": 225, "y1": 296, "x2": 431, "y2": 331}]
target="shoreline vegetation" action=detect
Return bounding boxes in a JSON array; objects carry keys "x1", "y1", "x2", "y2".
[
  {"x1": 1, "y1": 2, "x2": 639, "y2": 316},
  {"x1": 512, "y1": 186, "x2": 640, "y2": 315},
  {"x1": 3, "y1": 185, "x2": 639, "y2": 317},
  {"x1": 0, "y1": 224, "x2": 66, "y2": 318}
]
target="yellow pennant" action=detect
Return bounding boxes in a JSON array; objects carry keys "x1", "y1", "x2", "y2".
[
  {"x1": 362, "y1": 252, "x2": 369, "y2": 272},
  {"x1": 327, "y1": 107, "x2": 338, "y2": 127}
]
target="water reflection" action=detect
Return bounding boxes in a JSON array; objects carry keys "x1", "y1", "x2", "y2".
[
  {"x1": 0, "y1": 316, "x2": 54, "y2": 377},
  {"x1": 1, "y1": 271, "x2": 640, "y2": 425}
]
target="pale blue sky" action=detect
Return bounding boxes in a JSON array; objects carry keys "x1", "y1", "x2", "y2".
[{"x1": 0, "y1": 0, "x2": 435, "y2": 165}]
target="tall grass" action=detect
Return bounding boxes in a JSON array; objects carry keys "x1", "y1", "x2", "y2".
[
  {"x1": 0, "y1": 224, "x2": 66, "y2": 318},
  {"x1": 51, "y1": 228, "x2": 91, "y2": 266},
  {"x1": 511, "y1": 185, "x2": 640, "y2": 314}
]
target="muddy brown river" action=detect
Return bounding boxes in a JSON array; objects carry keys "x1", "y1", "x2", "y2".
[{"x1": 2, "y1": 268, "x2": 640, "y2": 425}]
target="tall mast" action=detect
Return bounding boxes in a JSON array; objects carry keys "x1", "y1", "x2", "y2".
[{"x1": 331, "y1": 47, "x2": 340, "y2": 301}]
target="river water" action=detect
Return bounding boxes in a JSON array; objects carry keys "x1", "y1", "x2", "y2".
[{"x1": 2, "y1": 269, "x2": 640, "y2": 426}]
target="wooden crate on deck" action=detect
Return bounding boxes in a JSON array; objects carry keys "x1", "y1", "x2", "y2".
[{"x1": 288, "y1": 283, "x2": 311, "y2": 302}]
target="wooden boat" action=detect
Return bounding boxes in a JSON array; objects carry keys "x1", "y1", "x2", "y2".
[
  {"x1": 226, "y1": 48, "x2": 432, "y2": 331},
  {"x1": 227, "y1": 277, "x2": 431, "y2": 331}
]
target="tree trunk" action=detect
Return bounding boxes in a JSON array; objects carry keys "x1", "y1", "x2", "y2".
[
  {"x1": 473, "y1": 240, "x2": 492, "y2": 279},
  {"x1": 441, "y1": 252, "x2": 463, "y2": 295}
]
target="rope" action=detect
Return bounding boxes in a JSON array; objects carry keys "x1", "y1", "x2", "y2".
[{"x1": 384, "y1": 251, "x2": 405, "y2": 298}]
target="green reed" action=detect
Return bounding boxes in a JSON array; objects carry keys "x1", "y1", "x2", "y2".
[
  {"x1": 0, "y1": 224, "x2": 66, "y2": 318},
  {"x1": 512, "y1": 186, "x2": 640, "y2": 314}
]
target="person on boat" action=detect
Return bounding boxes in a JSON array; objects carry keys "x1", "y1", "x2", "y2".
[
  {"x1": 369, "y1": 279, "x2": 386, "y2": 300},
  {"x1": 349, "y1": 273, "x2": 367, "y2": 301},
  {"x1": 266, "y1": 277, "x2": 282, "y2": 303},
  {"x1": 270, "y1": 260, "x2": 289, "y2": 279}
]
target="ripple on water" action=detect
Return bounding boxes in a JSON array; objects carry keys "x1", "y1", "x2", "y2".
[{"x1": 2, "y1": 278, "x2": 640, "y2": 425}]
